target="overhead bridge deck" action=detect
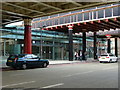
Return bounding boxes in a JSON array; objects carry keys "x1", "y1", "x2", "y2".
[{"x1": 32, "y1": 3, "x2": 120, "y2": 35}]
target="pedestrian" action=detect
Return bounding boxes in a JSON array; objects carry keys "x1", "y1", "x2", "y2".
[
  {"x1": 78, "y1": 50, "x2": 82, "y2": 61},
  {"x1": 76, "y1": 52, "x2": 79, "y2": 60},
  {"x1": 74, "y1": 51, "x2": 79, "y2": 60},
  {"x1": 74, "y1": 51, "x2": 77, "y2": 60}
]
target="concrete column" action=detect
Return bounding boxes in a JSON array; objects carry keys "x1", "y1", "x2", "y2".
[
  {"x1": 107, "y1": 39, "x2": 111, "y2": 53},
  {"x1": 115, "y1": 38, "x2": 118, "y2": 57},
  {"x1": 68, "y1": 25, "x2": 73, "y2": 61},
  {"x1": 82, "y1": 32, "x2": 86, "y2": 60},
  {"x1": 23, "y1": 18, "x2": 32, "y2": 54},
  {"x1": 40, "y1": 28, "x2": 44, "y2": 59},
  {"x1": 61, "y1": 47, "x2": 64, "y2": 60},
  {"x1": 3, "y1": 40, "x2": 6, "y2": 56},
  {"x1": 52, "y1": 41, "x2": 55, "y2": 60},
  {"x1": 94, "y1": 32, "x2": 97, "y2": 59}
]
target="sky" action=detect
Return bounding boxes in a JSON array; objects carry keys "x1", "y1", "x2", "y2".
[{"x1": 6, "y1": 21, "x2": 23, "y2": 27}]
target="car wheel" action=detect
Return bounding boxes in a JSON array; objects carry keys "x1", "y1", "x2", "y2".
[
  {"x1": 42, "y1": 62, "x2": 47, "y2": 68},
  {"x1": 22, "y1": 64, "x2": 27, "y2": 69},
  {"x1": 12, "y1": 66, "x2": 17, "y2": 69},
  {"x1": 100, "y1": 61, "x2": 102, "y2": 63}
]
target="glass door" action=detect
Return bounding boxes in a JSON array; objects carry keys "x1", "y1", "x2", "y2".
[{"x1": 42, "y1": 46, "x2": 52, "y2": 59}]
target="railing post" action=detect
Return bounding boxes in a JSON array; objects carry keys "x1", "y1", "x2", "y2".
[{"x1": 96, "y1": 7, "x2": 98, "y2": 19}]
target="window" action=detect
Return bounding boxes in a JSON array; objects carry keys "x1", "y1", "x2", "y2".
[
  {"x1": 31, "y1": 54, "x2": 38, "y2": 59},
  {"x1": 9, "y1": 55, "x2": 17, "y2": 59},
  {"x1": 25, "y1": 55, "x2": 33, "y2": 59},
  {"x1": 98, "y1": 10, "x2": 104, "y2": 18},
  {"x1": 18, "y1": 55, "x2": 25, "y2": 58},
  {"x1": 109, "y1": 54, "x2": 114, "y2": 56},
  {"x1": 101, "y1": 55, "x2": 108, "y2": 56},
  {"x1": 105, "y1": 8, "x2": 112, "y2": 17}
]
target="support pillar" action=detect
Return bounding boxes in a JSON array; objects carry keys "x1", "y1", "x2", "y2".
[
  {"x1": 115, "y1": 38, "x2": 118, "y2": 57},
  {"x1": 94, "y1": 32, "x2": 97, "y2": 59},
  {"x1": 3, "y1": 40, "x2": 6, "y2": 56},
  {"x1": 68, "y1": 25, "x2": 73, "y2": 61},
  {"x1": 23, "y1": 18, "x2": 32, "y2": 54},
  {"x1": 52, "y1": 41, "x2": 55, "y2": 60},
  {"x1": 107, "y1": 39, "x2": 111, "y2": 53},
  {"x1": 82, "y1": 32, "x2": 86, "y2": 60}
]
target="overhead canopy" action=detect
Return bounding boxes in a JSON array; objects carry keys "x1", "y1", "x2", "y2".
[{"x1": 1, "y1": 0, "x2": 118, "y2": 26}]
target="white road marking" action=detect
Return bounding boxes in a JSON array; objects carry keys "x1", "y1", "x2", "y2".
[
  {"x1": 2, "y1": 81, "x2": 36, "y2": 88},
  {"x1": 64, "y1": 71, "x2": 94, "y2": 77},
  {"x1": 42, "y1": 83, "x2": 64, "y2": 88}
]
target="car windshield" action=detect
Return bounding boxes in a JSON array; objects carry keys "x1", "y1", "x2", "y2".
[
  {"x1": 18, "y1": 54, "x2": 26, "y2": 58},
  {"x1": 100, "y1": 55, "x2": 108, "y2": 56},
  {"x1": 109, "y1": 54, "x2": 114, "y2": 56},
  {"x1": 32, "y1": 54, "x2": 38, "y2": 58},
  {"x1": 9, "y1": 55, "x2": 17, "y2": 59}
]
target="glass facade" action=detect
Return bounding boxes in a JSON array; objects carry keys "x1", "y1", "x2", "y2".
[{"x1": 1, "y1": 27, "x2": 111, "y2": 60}]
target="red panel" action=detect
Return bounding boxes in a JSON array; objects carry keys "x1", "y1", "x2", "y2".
[
  {"x1": 77, "y1": 23, "x2": 81, "y2": 26},
  {"x1": 84, "y1": 22, "x2": 86, "y2": 25},
  {"x1": 98, "y1": 20, "x2": 101, "y2": 23},
  {"x1": 61, "y1": 26, "x2": 63, "y2": 28},
  {"x1": 106, "y1": 19, "x2": 109, "y2": 22},
  {"x1": 42, "y1": 28, "x2": 45, "y2": 30},
  {"x1": 114, "y1": 18, "x2": 117, "y2": 21},
  {"x1": 68, "y1": 25, "x2": 73, "y2": 30},
  {"x1": 46, "y1": 28, "x2": 49, "y2": 30},
  {"x1": 51, "y1": 27, "x2": 54, "y2": 29}
]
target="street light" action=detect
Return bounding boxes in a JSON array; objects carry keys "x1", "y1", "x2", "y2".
[{"x1": 39, "y1": 25, "x2": 46, "y2": 59}]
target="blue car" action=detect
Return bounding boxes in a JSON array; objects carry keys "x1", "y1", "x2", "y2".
[{"x1": 6, "y1": 54, "x2": 49, "y2": 69}]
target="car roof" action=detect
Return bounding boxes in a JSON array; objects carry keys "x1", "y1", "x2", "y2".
[
  {"x1": 9, "y1": 54, "x2": 38, "y2": 56},
  {"x1": 10, "y1": 54, "x2": 28, "y2": 56},
  {"x1": 100, "y1": 53, "x2": 114, "y2": 55}
]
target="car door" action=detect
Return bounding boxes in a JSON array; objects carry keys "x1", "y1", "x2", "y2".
[
  {"x1": 31, "y1": 54, "x2": 40, "y2": 67},
  {"x1": 109, "y1": 54, "x2": 116, "y2": 61},
  {"x1": 112, "y1": 55, "x2": 117, "y2": 61},
  {"x1": 25, "y1": 54, "x2": 35, "y2": 67}
]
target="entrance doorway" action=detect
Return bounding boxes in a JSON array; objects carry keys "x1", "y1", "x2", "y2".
[{"x1": 43, "y1": 46, "x2": 52, "y2": 59}]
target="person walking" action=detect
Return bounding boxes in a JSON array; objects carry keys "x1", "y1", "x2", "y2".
[
  {"x1": 74, "y1": 51, "x2": 79, "y2": 60},
  {"x1": 78, "y1": 50, "x2": 82, "y2": 61}
]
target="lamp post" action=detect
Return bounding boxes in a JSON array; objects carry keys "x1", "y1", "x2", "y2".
[{"x1": 39, "y1": 26, "x2": 46, "y2": 59}]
